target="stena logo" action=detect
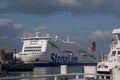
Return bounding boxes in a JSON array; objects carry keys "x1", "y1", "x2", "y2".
[{"x1": 50, "y1": 53, "x2": 78, "y2": 64}]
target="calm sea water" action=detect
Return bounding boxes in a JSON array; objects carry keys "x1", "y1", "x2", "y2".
[{"x1": 7, "y1": 65, "x2": 83, "y2": 80}]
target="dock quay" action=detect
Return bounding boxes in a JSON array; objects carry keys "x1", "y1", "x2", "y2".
[
  {"x1": 0, "y1": 72, "x2": 112, "y2": 80},
  {"x1": 6, "y1": 63, "x2": 34, "y2": 71},
  {"x1": 0, "y1": 60, "x2": 34, "y2": 77},
  {"x1": 0, "y1": 60, "x2": 34, "y2": 71},
  {"x1": 0, "y1": 49, "x2": 34, "y2": 72},
  {"x1": 0, "y1": 65, "x2": 120, "y2": 80}
]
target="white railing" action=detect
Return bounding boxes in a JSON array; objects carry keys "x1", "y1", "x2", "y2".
[{"x1": 0, "y1": 73, "x2": 112, "y2": 80}]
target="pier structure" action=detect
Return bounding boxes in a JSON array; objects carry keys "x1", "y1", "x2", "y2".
[
  {"x1": 0, "y1": 61, "x2": 8, "y2": 77},
  {"x1": 60, "y1": 65, "x2": 68, "y2": 80},
  {"x1": 0, "y1": 71, "x2": 112, "y2": 80},
  {"x1": 84, "y1": 66, "x2": 97, "y2": 79},
  {"x1": 0, "y1": 65, "x2": 117, "y2": 80},
  {"x1": 112, "y1": 66, "x2": 120, "y2": 80}
]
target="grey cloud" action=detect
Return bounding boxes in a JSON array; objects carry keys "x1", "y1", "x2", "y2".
[
  {"x1": 89, "y1": 30, "x2": 112, "y2": 39},
  {"x1": 0, "y1": 19, "x2": 24, "y2": 37},
  {"x1": 13, "y1": 24, "x2": 24, "y2": 30},
  {"x1": 0, "y1": 19, "x2": 24, "y2": 51},
  {"x1": 1, "y1": 0, "x2": 120, "y2": 15},
  {"x1": 0, "y1": 19, "x2": 12, "y2": 26}
]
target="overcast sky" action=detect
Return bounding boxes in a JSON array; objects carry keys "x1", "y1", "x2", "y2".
[{"x1": 0, "y1": 0, "x2": 120, "y2": 53}]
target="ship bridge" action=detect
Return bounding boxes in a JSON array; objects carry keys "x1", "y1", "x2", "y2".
[{"x1": 112, "y1": 29, "x2": 120, "y2": 44}]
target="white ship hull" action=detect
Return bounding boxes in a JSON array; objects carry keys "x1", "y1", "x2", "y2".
[
  {"x1": 20, "y1": 53, "x2": 49, "y2": 63},
  {"x1": 97, "y1": 28, "x2": 120, "y2": 79},
  {"x1": 97, "y1": 61, "x2": 120, "y2": 72},
  {"x1": 18, "y1": 32, "x2": 98, "y2": 66}
]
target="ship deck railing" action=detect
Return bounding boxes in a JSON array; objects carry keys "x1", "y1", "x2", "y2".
[{"x1": 0, "y1": 72, "x2": 112, "y2": 80}]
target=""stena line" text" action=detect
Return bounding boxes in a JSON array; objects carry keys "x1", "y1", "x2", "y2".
[{"x1": 50, "y1": 53, "x2": 78, "y2": 64}]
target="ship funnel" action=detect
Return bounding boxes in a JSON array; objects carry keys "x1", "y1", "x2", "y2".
[
  {"x1": 47, "y1": 33, "x2": 50, "y2": 37},
  {"x1": 67, "y1": 36, "x2": 70, "y2": 43},
  {"x1": 62, "y1": 36, "x2": 76, "y2": 44},
  {"x1": 55, "y1": 35, "x2": 58, "y2": 41},
  {"x1": 36, "y1": 32, "x2": 40, "y2": 37}
]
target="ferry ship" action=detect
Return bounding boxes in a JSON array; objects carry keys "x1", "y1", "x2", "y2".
[
  {"x1": 18, "y1": 32, "x2": 99, "y2": 66},
  {"x1": 97, "y1": 28, "x2": 120, "y2": 79}
]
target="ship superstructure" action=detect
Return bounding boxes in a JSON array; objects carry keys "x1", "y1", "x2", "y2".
[
  {"x1": 97, "y1": 28, "x2": 120, "y2": 79},
  {"x1": 19, "y1": 32, "x2": 99, "y2": 66}
]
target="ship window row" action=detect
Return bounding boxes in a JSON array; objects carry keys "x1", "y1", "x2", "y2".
[
  {"x1": 30, "y1": 38, "x2": 49, "y2": 40},
  {"x1": 30, "y1": 38, "x2": 39, "y2": 40},
  {"x1": 111, "y1": 51, "x2": 120, "y2": 56},
  {"x1": 118, "y1": 51, "x2": 120, "y2": 55},
  {"x1": 24, "y1": 50, "x2": 41, "y2": 52},
  {"x1": 25, "y1": 47, "x2": 41, "y2": 49},
  {"x1": 118, "y1": 35, "x2": 120, "y2": 40}
]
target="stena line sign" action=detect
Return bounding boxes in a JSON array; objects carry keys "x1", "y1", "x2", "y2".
[{"x1": 50, "y1": 53, "x2": 78, "y2": 64}]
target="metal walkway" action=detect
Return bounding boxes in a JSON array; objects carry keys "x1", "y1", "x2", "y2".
[{"x1": 0, "y1": 72, "x2": 112, "y2": 80}]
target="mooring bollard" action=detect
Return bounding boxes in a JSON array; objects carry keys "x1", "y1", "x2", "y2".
[
  {"x1": 84, "y1": 66, "x2": 97, "y2": 80},
  {"x1": 60, "y1": 65, "x2": 68, "y2": 80}
]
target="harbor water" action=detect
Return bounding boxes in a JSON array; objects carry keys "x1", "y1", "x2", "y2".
[{"x1": 7, "y1": 65, "x2": 83, "y2": 80}]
